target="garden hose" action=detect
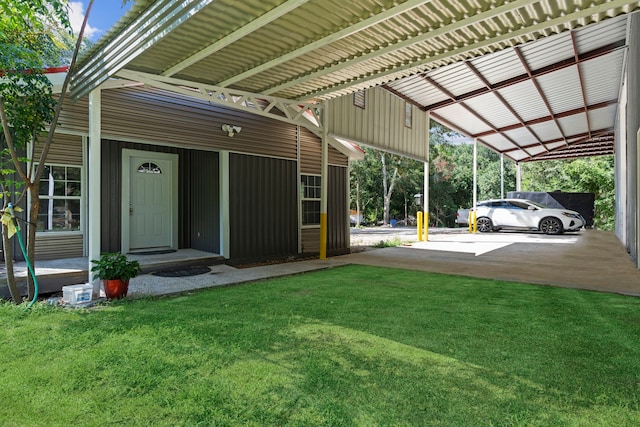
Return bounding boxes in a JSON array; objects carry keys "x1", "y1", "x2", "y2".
[{"x1": 7, "y1": 203, "x2": 39, "y2": 308}]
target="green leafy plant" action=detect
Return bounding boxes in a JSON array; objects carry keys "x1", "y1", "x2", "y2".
[
  {"x1": 91, "y1": 252, "x2": 141, "y2": 281},
  {"x1": 373, "y1": 236, "x2": 403, "y2": 248}
]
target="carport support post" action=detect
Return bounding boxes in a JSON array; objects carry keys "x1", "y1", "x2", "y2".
[
  {"x1": 319, "y1": 102, "x2": 328, "y2": 260},
  {"x1": 88, "y1": 88, "x2": 101, "y2": 297},
  {"x1": 500, "y1": 153, "x2": 505, "y2": 199},
  {"x1": 516, "y1": 162, "x2": 522, "y2": 191},
  {"x1": 423, "y1": 160, "x2": 429, "y2": 241},
  {"x1": 472, "y1": 138, "x2": 478, "y2": 233}
]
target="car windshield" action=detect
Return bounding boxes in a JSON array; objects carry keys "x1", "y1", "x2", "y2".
[{"x1": 526, "y1": 200, "x2": 549, "y2": 209}]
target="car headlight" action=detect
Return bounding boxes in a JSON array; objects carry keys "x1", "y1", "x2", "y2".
[{"x1": 561, "y1": 212, "x2": 581, "y2": 219}]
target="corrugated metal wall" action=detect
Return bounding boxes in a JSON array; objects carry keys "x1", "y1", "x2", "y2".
[
  {"x1": 327, "y1": 165, "x2": 349, "y2": 253},
  {"x1": 299, "y1": 127, "x2": 348, "y2": 173},
  {"x1": 33, "y1": 133, "x2": 83, "y2": 165},
  {"x1": 626, "y1": 13, "x2": 640, "y2": 267},
  {"x1": 184, "y1": 150, "x2": 220, "y2": 253},
  {"x1": 100, "y1": 140, "x2": 220, "y2": 254},
  {"x1": 59, "y1": 86, "x2": 298, "y2": 160},
  {"x1": 327, "y1": 87, "x2": 429, "y2": 161},
  {"x1": 229, "y1": 153, "x2": 298, "y2": 263}
]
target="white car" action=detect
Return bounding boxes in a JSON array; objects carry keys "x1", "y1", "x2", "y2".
[{"x1": 471, "y1": 199, "x2": 585, "y2": 235}]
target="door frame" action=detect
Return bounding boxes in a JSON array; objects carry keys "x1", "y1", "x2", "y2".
[{"x1": 121, "y1": 148, "x2": 179, "y2": 253}]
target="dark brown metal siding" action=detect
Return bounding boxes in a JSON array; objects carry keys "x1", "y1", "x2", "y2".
[
  {"x1": 299, "y1": 127, "x2": 350, "y2": 173},
  {"x1": 185, "y1": 150, "x2": 220, "y2": 253},
  {"x1": 229, "y1": 154, "x2": 297, "y2": 263},
  {"x1": 328, "y1": 165, "x2": 349, "y2": 253},
  {"x1": 60, "y1": 87, "x2": 298, "y2": 160},
  {"x1": 100, "y1": 140, "x2": 219, "y2": 253}
]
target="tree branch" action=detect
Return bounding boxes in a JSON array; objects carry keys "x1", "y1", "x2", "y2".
[{"x1": 35, "y1": 0, "x2": 94, "y2": 182}]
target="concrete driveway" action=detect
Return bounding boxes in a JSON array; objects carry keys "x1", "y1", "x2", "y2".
[{"x1": 347, "y1": 227, "x2": 640, "y2": 296}]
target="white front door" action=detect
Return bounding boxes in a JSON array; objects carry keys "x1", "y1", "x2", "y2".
[{"x1": 122, "y1": 149, "x2": 178, "y2": 253}]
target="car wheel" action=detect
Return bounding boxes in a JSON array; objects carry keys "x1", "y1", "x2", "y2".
[
  {"x1": 539, "y1": 217, "x2": 563, "y2": 235},
  {"x1": 476, "y1": 217, "x2": 493, "y2": 232}
]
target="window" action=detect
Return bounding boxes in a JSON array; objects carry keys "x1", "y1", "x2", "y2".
[
  {"x1": 301, "y1": 175, "x2": 321, "y2": 226},
  {"x1": 353, "y1": 90, "x2": 366, "y2": 109},
  {"x1": 137, "y1": 162, "x2": 162, "y2": 174},
  {"x1": 404, "y1": 102, "x2": 412, "y2": 128},
  {"x1": 37, "y1": 165, "x2": 82, "y2": 232}
]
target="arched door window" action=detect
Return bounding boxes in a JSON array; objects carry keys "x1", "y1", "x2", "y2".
[{"x1": 137, "y1": 162, "x2": 162, "y2": 174}]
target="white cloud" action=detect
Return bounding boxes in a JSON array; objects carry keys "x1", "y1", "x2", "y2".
[{"x1": 68, "y1": 1, "x2": 100, "y2": 39}]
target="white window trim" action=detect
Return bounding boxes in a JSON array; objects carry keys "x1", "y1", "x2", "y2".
[
  {"x1": 301, "y1": 173, "x2": 322, "y2": 228},
  {"x1": 32, "y1": 162, "x2": 84, "y2": 235}
]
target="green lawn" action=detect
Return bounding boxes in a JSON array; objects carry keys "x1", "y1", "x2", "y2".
[{"x1": 1, "y1": 265, "x2": 639, "y2": 426}]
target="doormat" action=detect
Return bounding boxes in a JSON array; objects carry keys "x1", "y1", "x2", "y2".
[
  {"x1": 131, "y1": 249, "x2": 177, "y2": 255},
  {"x1": 152, "y1": 266, "x2": 211, "y2": 278}
]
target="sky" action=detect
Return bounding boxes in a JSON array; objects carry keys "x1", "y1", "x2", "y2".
[{"x1": 69, "y1": 0, "x2": 133, "y2": 41}]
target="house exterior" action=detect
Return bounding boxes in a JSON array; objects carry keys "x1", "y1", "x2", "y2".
[{"x1": 31, "y1": 84, "x2": 362, "y2": 265}]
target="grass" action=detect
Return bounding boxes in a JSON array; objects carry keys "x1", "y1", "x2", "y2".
[
  {"x1": 372, "y1": 236, "x2": 404, "y2": 247},
  {"x1": 1, "y1": 265, "x2": 640, "y2": 426}
]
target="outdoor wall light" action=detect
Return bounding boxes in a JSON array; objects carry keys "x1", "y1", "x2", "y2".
[{"x1": 222, "y1": 124, "x2": 242, "y2": 137}]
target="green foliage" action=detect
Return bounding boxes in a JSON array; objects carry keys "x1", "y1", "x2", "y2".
[
  {"x1": 350, "y1": 121, "x2": 520, "y2": 227},
  {"x1": 1, "y1": 265, "x2": 640, "y2": 425},
  {"x1": 91, "y1": 252, "x2": 141, "y2": 281},
  {"x1": 521, "y1": 156, "x2": 615, "y2": 230},
  {"x1": 372, "y1": 236, "x2": 403, "y2": 248},
  {"x1": 0, "y1": 0, "x2": 73, "y2": 200},
  {"x1": 350, "y1": 118, "x2": 612, "y2": 229}
]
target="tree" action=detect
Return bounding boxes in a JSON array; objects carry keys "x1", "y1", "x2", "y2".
[
  {"x1": 0, "y1": 0, "x2": 92, "y2": 303},
  {"x1": 521, "y1": 156, "x2": 615, "y2": 230}
]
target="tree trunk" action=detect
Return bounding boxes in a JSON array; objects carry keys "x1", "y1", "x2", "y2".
[
  {"x1": 380, "y1": 153, "x2": 398, "y2": 226},
  {"x1": 381, "y1": 153, "x2": 389, "y2": 225},
  {"x1": 2, "y1": 223, "x2": 22, "y2": 304}
]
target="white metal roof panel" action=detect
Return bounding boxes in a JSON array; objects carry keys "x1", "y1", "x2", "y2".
[
  {"x1": 536, "y1": 66, "x2": 585, "y2": 113},
  {"x1": 557, "y1": 113, "x2": 590, "y2": 137},
  {"x1": 504, "y1": 127, "x2": 539, "y2": 146},
  {"x1": 518, "y1": 32, "x2": 574, "y2": 71},
  {"x1": 588, "y1": 104, "x2": 619, "y2": 130},
  {"x1": 428, "y1": 62, "x2": 484, "y2": 97},
  {"x1": 468, "y1": 48, "x2": 525, "y2": 85},
  {"x1": 480, "y1": 133, "x2": 518, "y2": 152},
  {"x1": 463, "y1": 93, "x2": 519, "y2": 129},
  {"x1": 525, "y1": 144, "x2": 548, "y2": 156},
  {"x1": 529, "y1": 121, "x2": 564, "y2": 141},
  {"x1": 545, "y1": 141, "x2": 568, "y2": 150},
  {"x1": 573, "y1": 14, "x2": 629, "y2": 53},
  {"x1": 435, "y1": 103, "x2": 492, "y2": 136},
  {"x1": 581, "y1": 51, "x2": 626, "y2": 105},
  {"x1": 505, "y1": 149, "x2": 530, "y2": 162},
  {"x1": 498, "y1": 81, "x2": 549, "y2": 122}
]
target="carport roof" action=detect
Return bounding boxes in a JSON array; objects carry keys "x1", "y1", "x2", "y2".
[{"x1": 71, "y1": 0, "x2": 640, "y2": 162}]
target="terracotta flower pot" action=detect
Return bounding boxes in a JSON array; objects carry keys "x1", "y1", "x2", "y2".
[{"x1": 103, "y1": 278, "x2": 129, "y2": 300}]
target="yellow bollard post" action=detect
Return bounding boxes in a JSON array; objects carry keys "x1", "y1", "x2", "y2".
[
  {"x1": 424, "y1": 213, "x2": 429, "y2": 241},
  {"x1": 417, "y1": 211, "x2": 423, "y2": 241},
  {"x1": 472, "y1": 210, "x2": 477, "y2": 234},
  {"x1": 468, "y1": 210, "x2": 472, "y2": 233}
]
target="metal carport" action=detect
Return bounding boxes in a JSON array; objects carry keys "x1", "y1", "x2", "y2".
[{"x1": 69, "y1": 0, "x2": 640, "y2": 272}]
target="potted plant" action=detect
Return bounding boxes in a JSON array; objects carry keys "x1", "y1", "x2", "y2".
[{"x1": 91, "y1": 252, "x2": 141, "y2": 300}]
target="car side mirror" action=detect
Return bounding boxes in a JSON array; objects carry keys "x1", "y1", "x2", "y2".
[{"x1": 528, "y1": 206, "x2": 536, "y2": 210}]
